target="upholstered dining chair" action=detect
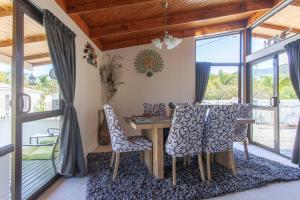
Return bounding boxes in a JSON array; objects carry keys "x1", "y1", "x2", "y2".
[
  {"x1": 165, "y1": 104, "x2": 207, "y2": 186},
  {"x1": 103, "y1": 104, "x2": 153, "y2": 181},
  {"x1": 143, "y1": 103, "x2": 167, "y2": 116},
  {"x1": 203, "y1": 105, "x2": 238, "y2": 181},
  {"x1": 233, "y1": 103, "x2": 253, "y2": 160}
]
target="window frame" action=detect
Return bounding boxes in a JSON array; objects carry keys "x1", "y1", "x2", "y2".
[{"x1": 195, "y1": 31, "x2": 243, "y2": 103}]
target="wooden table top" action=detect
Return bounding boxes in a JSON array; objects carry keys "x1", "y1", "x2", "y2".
[{"x1": 124, "y1": 116, "x2": 172, "y2": 130}]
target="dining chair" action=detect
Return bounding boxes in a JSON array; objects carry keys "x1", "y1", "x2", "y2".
[
  {"x1": 143, "y1": 103, "x2": 167, "y2": 116},
  {"x1": 103, "y1": 104, "x2": 153, "y2": 181},
  {"x1": 233, "y1": 103, "x2": 253, "y2": 160},
  {"x1": 203, "y1": 105, "x2": 238, "y2": 181},
  {"x1": 165, "y1": 104, "x2": 207, "y2": 186}
]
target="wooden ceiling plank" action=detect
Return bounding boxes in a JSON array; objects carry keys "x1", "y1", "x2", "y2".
[
  {"x1": 90, "y1": 0, "x2": 274, "y2": 39},
  {"x1": 252, "y1": 33, "x2": 272, "y2": 39},
  {"x1": 260, "y1": 23, "x2": 300, "y2": 33},
  {"x1": 66, "y1": 0, "x2": 160, "y2": 15},
  {"x1": 32, "y1": 61, "x2": 52, "y2": 66},
  {"x1": 24, "y1": 53, "x2": 50, "y2": 61},
  {"x1": 292, "y1": 0, "x2": 300, "y2": 7},
  {"x1": 0, "y1": 34, "x2": 47, "y2": 48},
  {"x1": 247, "y1": 10, "x2": 270, "y2": 27},
  {"x1": 102, "y1": 20, "x2": 247, "y2": 51},
  {"x1": 70, "y1": 14, "x2": 90, "y2": 35},
  {"x1": 0, "y1": 7, "x2": 12, "y2": 17}
]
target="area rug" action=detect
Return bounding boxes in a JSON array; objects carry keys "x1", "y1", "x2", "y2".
[{"x1": 87, "y1": 150, "x2": 300, "y2": 200}]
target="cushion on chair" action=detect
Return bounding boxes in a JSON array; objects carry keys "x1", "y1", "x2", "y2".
[{"x1": 22, "y1": 146, "x2": 53, "y2": 160}]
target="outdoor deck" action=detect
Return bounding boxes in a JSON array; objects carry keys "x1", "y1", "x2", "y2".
[{"x1": 22, "y1": 159, "x2": 58, "y2": 200}]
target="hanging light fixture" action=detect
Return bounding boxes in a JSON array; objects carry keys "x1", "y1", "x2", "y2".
[{"x1": 151, "y1": 1, "x2": 182, "y2": 50}]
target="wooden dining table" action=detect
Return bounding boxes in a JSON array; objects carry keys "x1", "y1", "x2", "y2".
[{"x1": 125, "y1": 116, "x2": 254, "y2": 180}]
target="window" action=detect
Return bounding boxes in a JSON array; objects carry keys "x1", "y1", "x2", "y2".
[
  {"x1": 5, "y1": 95, "x2": 10, "y2": 113},
  {"x1": 196, "y1": 33, "x2": 242, "y2": 104}
]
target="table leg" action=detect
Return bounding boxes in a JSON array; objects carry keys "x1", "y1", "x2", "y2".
[
  {"x1": 142, "y1": 130, "x2": 153, "y2": 174},
  {"x1": 142, "y1": 128, "x2": 164, "y2": 179},
  {"x1": 214, "y1": 151, "x2": 236, "y2": 171},
  {"x1": 152, "y1": 128, "x2": 164, "y2": 179}
]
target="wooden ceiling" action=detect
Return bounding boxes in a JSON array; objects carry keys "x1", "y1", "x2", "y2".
[
  {"x1": 56, "y1": 0, "x2": 287, "y2": 51},
  {"x1": 0, "y1": 0, "x2": 51, "y2": 67}
]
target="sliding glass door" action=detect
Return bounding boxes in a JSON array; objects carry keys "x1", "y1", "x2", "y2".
[
  {"x1": 251, "y1": 57, "x2": 277, "y2": 150},
  {"x1": 10, "y1": 1, "x2": 62, "y2": 199},
  {"x1": 251, "y1": 53, "x2": 299, "y2": 157},
  {"x1": 0, "y1": 0, "x2": 14, "y2": 199}
]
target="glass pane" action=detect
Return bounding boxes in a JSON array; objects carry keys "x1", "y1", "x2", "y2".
[
  {"x1": 22, "y1": 117, "x2": 61, "y2": 200},
  {"x1": 23, "y1": 14, "x2": 60, "y2": 113},
  {"x1": 252, "y1": 59, "x2": 274, "y2": 107},
  {"x1": 202, "y1": 66, "x2": 239, "y2": 104},
  {"x1": 196, "y1": 33, "x2": 240, "y2": 63},
  {"x1": 252, "y1": 109, "x2": 275, "y2": 149},
  {"x1": 251, "y1": 5, "x2": 300, "y2": 53},
  {"x1": 279, "y1": 53, "x2": 299, "y2": 157},
  {"x1": 0, "y1": 0, "x2": 12, "y2": 148},
  {"x1": 0, "y1": 153, "x2": 11, "y2": 200}
]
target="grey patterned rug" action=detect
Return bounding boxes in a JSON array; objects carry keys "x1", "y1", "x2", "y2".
[{"x1": 87, "y1": 150, "x2": 300, "y2": 200}]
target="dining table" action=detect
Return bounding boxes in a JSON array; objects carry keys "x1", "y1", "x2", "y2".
[{"x1": 125, "y1": 116, "x2": 254, "y2": 180}]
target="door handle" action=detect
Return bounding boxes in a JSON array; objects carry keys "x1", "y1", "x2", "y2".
[
  {"x1": 270, "y1": 97, "x2": 278, "y2": 107},
  {"x1": 18, "y1": 93, "x2": 31, "y2": 113}
]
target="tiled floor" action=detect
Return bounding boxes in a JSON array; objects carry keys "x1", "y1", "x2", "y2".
[{"x1": 37, "y1": 144, "x2": 300, "y2": 200}]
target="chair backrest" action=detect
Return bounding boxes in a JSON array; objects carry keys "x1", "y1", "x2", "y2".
[
  {"x1": 165, "y1": 104, "x2": 207, "y2": 156},
  {"x1": 233, "y1": 103, "x2": 253, "y2": 142},
  {"x1": 143, "y1": 103, "x2": 167, "y2": 116},
  {"x1": 203, "y1": 105, "x2": 237, "y2": 153},
  {"x1": 103, "y1": 104, "x2": 128, "y2": 151}
]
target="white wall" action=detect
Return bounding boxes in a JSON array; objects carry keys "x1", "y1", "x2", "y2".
[
  {"x1": 30, "y1": 0, "x2": 102, "y2": 156},
  {"x1": 105, "y1": 37, "x2": 196, "y2": 135}
]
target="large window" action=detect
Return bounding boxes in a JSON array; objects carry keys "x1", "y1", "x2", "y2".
[{"x1": 196, "y1": 33, "x2": 242, "y2": 104}]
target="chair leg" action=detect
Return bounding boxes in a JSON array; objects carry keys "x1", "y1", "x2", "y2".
[
  {"x1": 228, "y1": 150, "x2": 237, "y2": 176},
  {"x1": 187, "y1": 155, "x2": 191, "y2": 166},
  {"x1": 172, "y1": 156, "x2": 176, "y2": 187},
  {"x1": 113, "y1": 152, "x2": 120, "y2": 181},
  {"x1": 140, "y1": 151, "x2": 144, "y2": 163},
  {"x1": 198, "y1": 154, "x2": 205, "y2": 181},
  {"x1": 183, "y1": 156, "x2": 187, "y2": 167},
  {"x1": 206, "y1": 153, "x2": 211, "y2": 181},
  {"x1": 243, "y1": 141, "x2": 249, "y2": 160},
  {"x1": 110, "y1": 151, "x2": 115, "y2": 167}
]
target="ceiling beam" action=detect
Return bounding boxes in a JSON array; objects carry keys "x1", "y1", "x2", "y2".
[
  {"x1": 252, "y1": 33, "x2": 272, "y2": 39},
  {"x1": 90, "y1": 0, "x2": 274, "y2": 39},
  {"x1": 0, "y1": 34, "x2": 47, "y2": 48},
  {"x1": 247, "y1": 10, "x2": 270, "y2": 27},
  {"x1": 24, "y1": 53, "x2": 50, "y2": 61},
  {"x1": 292, "y1": 0, "x2": 300, "y2": 7},
  {"x1": 32, "y1": 61, "x2": 52, "y2": 66},
  {"x1": 66, "y1": 0, "x2": 160, "y2": 15},
  {"x1": 102, "y1": 20, "x2": 246, "y2": 51},
  {"x1": 0, "y1": 7, "x2": 12, "y2": 17},
  {"x1": 260, "y1": 23, "x2": 300, "y2": 33}
]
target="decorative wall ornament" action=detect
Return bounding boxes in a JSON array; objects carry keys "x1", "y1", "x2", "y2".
[
  {"x1": 99, "y1": 54, "x2": 124, "y2": 101},
  {"x1": 98, "y1": 54, "x2": 124, "y2": 145},
  {"x1": 134, "y1": 49, "x2": 164, "y2": 77},
  {"x1": 83, "y1": 42, "x2": 98, "y2": 67}
]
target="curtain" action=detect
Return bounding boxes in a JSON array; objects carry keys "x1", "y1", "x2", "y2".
[
  {"x1": 285, "y1": 39, "x2": 300, "y2": 167},
  {"x1": 43, "y1": 10, "x2": 86, "y2": 176},
  {"x1": 195, "y1": 62, "x2": 211, "y2": 103}
]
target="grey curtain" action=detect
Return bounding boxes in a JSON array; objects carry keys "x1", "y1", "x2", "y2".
[
  {"x1": 285, "y1": 39, "x2": 300, "y2": 167},
  {"x1": 43, "y1": 10, "x2": 86, "y2": 176},
  {"x1": 195, "y1": 62, "x2": 211, "y2": 103}
]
